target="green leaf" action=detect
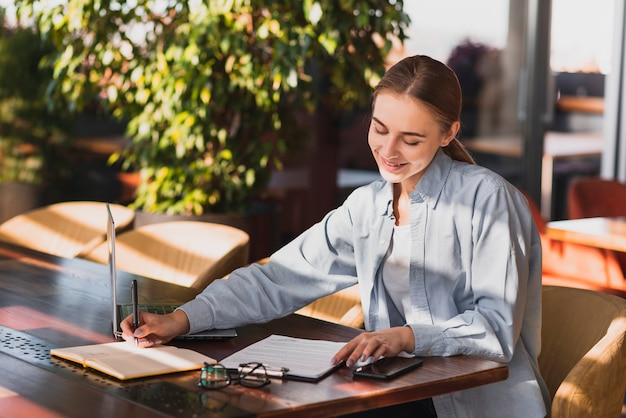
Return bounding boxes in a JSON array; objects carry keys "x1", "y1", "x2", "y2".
[{"x1": 318, "y1": 32, "x2": 339, "y2": 55}]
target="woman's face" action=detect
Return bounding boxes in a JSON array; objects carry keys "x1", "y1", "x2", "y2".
[{"x1": 368, "y1": 91, "x2": 458, "y2": 190}]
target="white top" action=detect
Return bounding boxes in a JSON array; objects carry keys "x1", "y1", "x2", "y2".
[{"x1": 382, "y1": 224, "x2": 412, "y2": 323}]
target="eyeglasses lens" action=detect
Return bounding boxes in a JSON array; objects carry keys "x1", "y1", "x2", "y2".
[
  {"x1": 197, "y1": 363, "x2": 230, "y2": 389},
  {"x1": 239, "y1": 362, "x2": 270, "y2": 388}
]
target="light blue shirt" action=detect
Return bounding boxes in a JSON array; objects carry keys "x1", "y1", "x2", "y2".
[{"x1": 180, "y1": 149, "x2": 550, "y2": 418}]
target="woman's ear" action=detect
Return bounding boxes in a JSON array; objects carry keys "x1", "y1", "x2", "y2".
[{"x1": 440, "y1": 121, "x2": 460, "y2": 147}]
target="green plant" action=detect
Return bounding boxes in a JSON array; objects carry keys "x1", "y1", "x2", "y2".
[
  {"x1": 0, "y1": 19, "x2": 73, "y2": 186},
  {"x1": 17, "y1": 0, "x2": 409, "y2": 214}
]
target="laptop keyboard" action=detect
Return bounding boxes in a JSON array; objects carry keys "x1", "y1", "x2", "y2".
[
  {"x1": 117, "y1": 303, "x2": 237, "y2": 339},
  {"x1": 120, "y1": 304, "x2": 179, "y2": 317}
]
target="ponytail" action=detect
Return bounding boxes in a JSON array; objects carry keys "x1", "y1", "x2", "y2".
[{"x1": 442, "y1": 138, "x2": 475, "y2": 164}]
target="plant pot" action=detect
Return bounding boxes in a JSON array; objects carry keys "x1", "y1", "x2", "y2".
[
  {"x1": 116, "y1": 171, "x2": 141, "y2": 204},
  {"x1": 133, "y1": 201, "x2": 280, "y2": 263}
]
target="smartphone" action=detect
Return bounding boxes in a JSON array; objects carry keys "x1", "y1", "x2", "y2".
[{"x1": 353, "y1": 356, "x2": 423, "y2": 380}]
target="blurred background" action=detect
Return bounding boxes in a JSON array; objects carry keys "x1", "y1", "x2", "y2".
[{"x1": 0, "y1": 0, "x2": 620, "y2": 246}]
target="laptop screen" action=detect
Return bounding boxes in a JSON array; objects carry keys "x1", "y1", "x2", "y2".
[
  {"x1": 105, "y1": 203, "x2": 236, "y2": 340},
  {"x1": 106, "y1": 203, "x2": 123, "y2": 339}
]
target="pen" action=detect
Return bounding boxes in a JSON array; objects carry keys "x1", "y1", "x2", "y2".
[
  {"x1": 131, "y1": 279, "x2": 139, "y2": 345},
  {"x1": 238, "y1": 363, "x2": 289, "y2": 378}
]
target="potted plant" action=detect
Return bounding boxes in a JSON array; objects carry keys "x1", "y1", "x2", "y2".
[
  {"x1": 0, "y1": 12, "x2": 75, "y2": 221},
  {"x1": 16, "y1": 1, "x2": 409, "y2": 257}
]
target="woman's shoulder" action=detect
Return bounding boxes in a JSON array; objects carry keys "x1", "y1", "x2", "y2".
[
  {"x1": 344, "y1": 179, "x2": 388, "y2": 197},
  {"x1": 446, "y1": 160, "x2": 526, "y2": 204},
  {"x1": 342, "y1": 179, "x2": 391, "y2": 211},
  {"x1": 452, "y1": 159, "x2": 514, "y2": 188}
]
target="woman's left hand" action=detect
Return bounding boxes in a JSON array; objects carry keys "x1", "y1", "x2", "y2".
[{"x1": 331, "y1": 326, "x2": 416, "y2": 367}]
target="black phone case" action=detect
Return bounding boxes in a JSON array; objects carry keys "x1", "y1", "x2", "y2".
[{"x1": 353, "y1": 357, "x2": 423, "y2": 380}]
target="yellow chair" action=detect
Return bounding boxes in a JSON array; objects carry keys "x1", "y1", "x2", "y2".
[
  {"x1": 538, "y1": 286, "x2": 626, "y2": 418},
  {"x1": 83, "y1": 221, "x2": 249, "y2": 290},
  {"x1": 0, "y1": 201, "x2": 135, "y2": 258},
  {"x1": 295, "y1": 285, "x2": 363, "y2": 328}
]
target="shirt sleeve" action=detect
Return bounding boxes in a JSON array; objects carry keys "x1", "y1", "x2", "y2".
[{"x1": 178, "y1": 203, "x2": 360, "y2": 334}]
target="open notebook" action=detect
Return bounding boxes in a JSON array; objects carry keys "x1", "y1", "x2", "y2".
[
  {"x1": 107, "y1": 203, "x2": 237, "y2": 340},
  {"x1": 51, "y1": 342, "x2": 216, "y2": 380}
]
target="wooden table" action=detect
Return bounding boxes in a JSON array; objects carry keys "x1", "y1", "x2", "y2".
[
  {"x1": 555, "y1": 96, "x2": 604, "y2": 114},
  {"x1": 546, "y1": 217, "x2": 626, "y2": 253},
  {"x1": 545, "y1": 217, "x2": 626, "y2": 297},
  {"x1": 0, "y1": 242, "x2": 508, "y2": 417},
  {"x1": 464, "y1": 131, "x2": 604, "y2": 220}
]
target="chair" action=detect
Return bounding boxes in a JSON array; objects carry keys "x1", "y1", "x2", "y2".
[
  {"x1": 296, "y1": 285, "x2": 364, "y2": 328},
  {"x1": 539, "y1": 286, "x2": 626, "y2": 418},
  {"x1": 567, "y1": 176, "x2": 626, "y2": 281},
  {"x1": 0, "y1": 201, "x2": 135, "y2": 258},
  {"x1": 522, "y1": 191, "x2": 626, "y2": 296},
  {"x1": 567, "y1": 177, "x2": 626, "y2": 219},
  {"x1": 253, "y1": 257, "x2": 364, "y2": 328},
  {"x1": 83, "y1": 221, "x2": 250, "y2": 290}
]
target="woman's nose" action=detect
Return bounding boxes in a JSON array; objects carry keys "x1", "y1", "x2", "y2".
[{"x1": 380, "y1": 137, "x2": 398, "y2": 157}]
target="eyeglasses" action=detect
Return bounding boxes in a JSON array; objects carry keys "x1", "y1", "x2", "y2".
[{"x1": 196, "y1": 362, "x2": 271, "y2": 390}]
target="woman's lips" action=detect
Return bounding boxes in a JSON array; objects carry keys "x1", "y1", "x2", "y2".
[{"x1": 381, "y1": 157, "x2": 406, "y2": 172}]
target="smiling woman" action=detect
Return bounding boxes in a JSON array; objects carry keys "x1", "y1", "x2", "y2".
[{"x1": 113, "y1": 55, "x2": 550, "y2": 418}]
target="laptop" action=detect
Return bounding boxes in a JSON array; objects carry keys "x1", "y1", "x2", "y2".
[{"x1": 107, "y1": 203, "x2": 237, "y2": 340}]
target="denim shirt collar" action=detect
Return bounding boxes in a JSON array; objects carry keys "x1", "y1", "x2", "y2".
[
  {"x1": 376, "y1": 148, "x2": 454, "y2": 219},
  {"x1": 411, "y1": 148, "x2": 453, "y2": 210}
]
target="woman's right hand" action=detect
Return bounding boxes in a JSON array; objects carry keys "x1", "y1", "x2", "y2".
[
  {"x1": 120, "y1": 309, "x2": 191, "y2": 347},
  {"x1": 331, "y1": 326, "x2": 416, "y2": 367}
]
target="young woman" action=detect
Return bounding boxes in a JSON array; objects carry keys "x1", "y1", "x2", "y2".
[{"x1": 122, "y1": 55, "x2": 550, "y2": 417}]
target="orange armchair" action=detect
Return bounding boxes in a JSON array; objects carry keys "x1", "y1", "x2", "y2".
[
  {"x1": 522, "y1": 192, "x2": 625, "y2": 296},
  {"x1": 567, "y1": 177, "x2": 626, "y2": 219},
  {"x1": 567, "y1": 176, "x2": 626, "y2": 280}
]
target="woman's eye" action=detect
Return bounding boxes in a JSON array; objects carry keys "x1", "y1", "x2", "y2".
[{"x1": 374, "y1": 127, "x2": 387, "y2": 135}]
